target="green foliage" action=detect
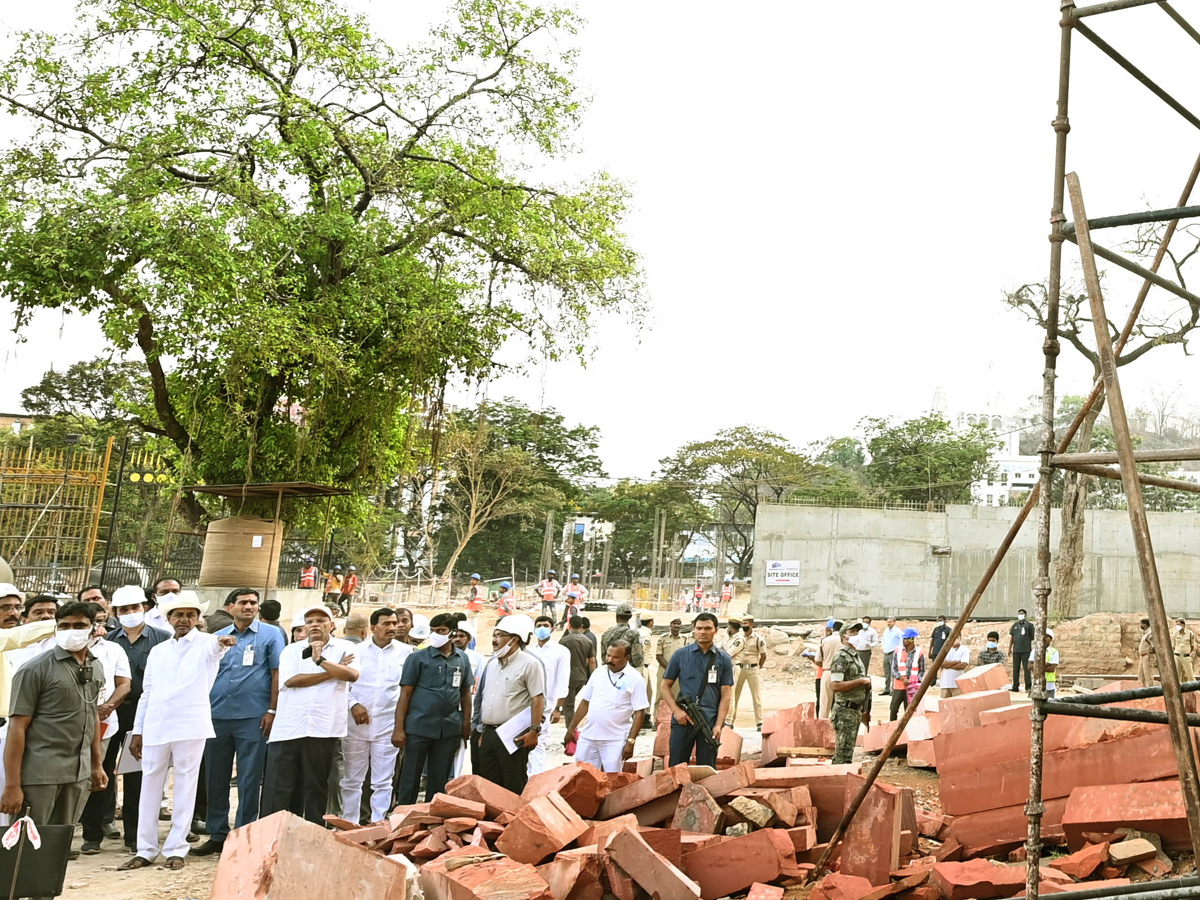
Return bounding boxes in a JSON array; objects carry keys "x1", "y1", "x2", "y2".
[
  {"x1": 861, "y1": 414, "x2": 999, "y2": 505},
  {"x1": 0, "y1": 0, "x2": 643, "y2": 526},
  {"x1": 587, "y1": 480, "x2": 707, "y2": 582}
]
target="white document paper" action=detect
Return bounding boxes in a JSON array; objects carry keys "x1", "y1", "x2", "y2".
[
  {"x1": 115, "y1": 733, "x2": 142, "y2": 774},
  {"x1": 494, "y1": 708, "x2": 533, "y2": 755}
]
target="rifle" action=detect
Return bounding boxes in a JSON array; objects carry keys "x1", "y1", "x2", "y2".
[{"x1": 676, "y1": 694, "x2": 720, "y2": 752}]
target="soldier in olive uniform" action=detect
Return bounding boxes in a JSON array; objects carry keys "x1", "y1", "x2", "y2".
[
  {"x1": 600, "y1": 604, "x2": 644, "y2": 669},
  {"x1": 829, "y1": 622, "x2": 872, "y2": 765}
]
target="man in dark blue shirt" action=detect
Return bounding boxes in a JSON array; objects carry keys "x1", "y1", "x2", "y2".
[
  {"x1": 660, "y1": 613, "x2": 733, "y2": 767},
  {"x1": 392, "y1": 613, "x2": 472, "y2": 804},
  {"x1": 194, "y1": 589, "x2": 284, "y2": 856}
]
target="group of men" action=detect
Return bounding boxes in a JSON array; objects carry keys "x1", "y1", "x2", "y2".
[{"x1": 1137, "y1": 616, "x2": 1200, "y2": 686}]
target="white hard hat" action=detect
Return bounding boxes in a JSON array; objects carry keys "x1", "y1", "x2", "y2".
[
  {"x1": 410, "y1": 614, "x2": 430, "y2": 640},
  {"x1": 456, "y1": 619, "x2": 476, "y2": 638},
  {"x1": 111, "y1": 585, "x2": 146, "y2": 608},
  {"x1": 496, "y1": 613, "x2": 535, "y2": 644},
  {"x1": 0, "y1": 583, "x2": 24, "y2": 603}
]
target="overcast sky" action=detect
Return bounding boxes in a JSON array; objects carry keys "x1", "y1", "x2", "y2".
[{"x1": 4, "y1": 0, "x2": 1200, "y2": 478}]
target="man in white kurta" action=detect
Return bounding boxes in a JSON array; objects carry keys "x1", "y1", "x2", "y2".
[
  {"x1": 341, "y1": 608, "x2": 411, "y2": 823},
  {"x1": 525, "y1": 615, "x2": 571, "y2": 775},
  {"x1": 565, "y1": 640, "x2": 648, "y2": 773},
  {"x1": 124, "y1": 592, "x2": 234, "y2": 869}
]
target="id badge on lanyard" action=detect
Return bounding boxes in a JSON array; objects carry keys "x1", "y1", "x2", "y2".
[
  {"x1": 707, "y1": 667, "x2": 718, "y2": 684},
  {"x1": 452, "y1": 667, "x2": 462, "y2": 688},
  {"x1": 243, "y1": 645, "x2": 255, "y2": 667}
]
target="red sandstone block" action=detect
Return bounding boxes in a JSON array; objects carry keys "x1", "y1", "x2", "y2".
[
  {"x1": 787, "y1": 825, "x2": 817, "y2": 851},
  {"x1": 1062, "y1": 780, "x2": 1191, "y2": 852},
  {"x1": 955, "y1": 663, "x2": 1010, "y2": 694},
  {"x1": 539, "y1": 850, "x2": 605, "y2": 900},
  {"x1": 751, "y1": 764, "x2": 859, "y2": 788},
  {"x1": 1040, "y1": 879, "x2": 1132, "y2": 895},
  {"x1": 717, "y1": 727, "x2": 743, "y2": 766},
  {"x1": 861, "y1": 719, "x2": 906, "y2": 753},
  {"x1": 903, "y1": 714, "x2": 941, "y2": 743},
  {"x1": 916, "y1": 809, "x2": 943, "y2": 838},
  {"x1": 623, "y1": 756, "x2": 654, "y2": 777},
  {"x1": 430, "y1": 792, "x2": 487, "y2": 821},
  {"x1": 627, "y1": 789, "x2": 683, "y2": 827},
  {"x1": 211, "y1": 811, "x2": 407, "y2": 900},
  {"x1": 931, "y1": 859, "x2": 1026, "y2": 900},
  {"x1": 944, "y1": 798, "x2": 1067, "y2": 857},
  {"x1": 654, "y1": 722, "x2": 671, "y2": 758},
  {"x1": 938, "y1": 689, "x2": 1013, "y2": 734},
  {"x1": 979, "y1": 704, "x2": 1032, "y2": 727},
  {"x1": 812, "y1": 872, "x2": 875, "y2": 900},
  {"x1": 596, "y1": 764, "x2": 690, "y2": 819},
  {"x1": 1049, "y1": 841, "x2": 1109, "y2": 879},
  {"x1": 907, "y1": 740, "x2": 937, "y2": 768},
  {"x1": 578, "y1": 813, "x2": 639, "y2": 847},
  {"x1": 608, "y1": 828, "x2": 701, "y2": 900},
  {"x1": 604, "y1": 857, "x2": 636, "y2": 900},
  {"x1": 680, "y1": 833, "x2": 722, "y2": 854},
  {"x1": 603, "y1": 771, "x2": 640, "y2": 792},
  {"x1": 671, "y1": 782, "x2": 724, "y2": 834},
  {"x1": 522, "y1": 763, "x2": 608, "y2": 819},
  {"x1": 747, "y1": 883, "x2": 785, "y2": 900},
  {"x1": 697, "y1": 762, "x2": 755, "y2": 799},
  {"x1": 637, "y1": 827, "x2": 684, "y2": 867},
  {"x1": 681, "y1": 829, "x2": 788, "y2": 900},
  {"x1": 841, "y1": 774, "x2": 902, "y2": 886},
  {"x1": 422, "y1": 846, "x2": 554, "y2": 900},
  {"x1": 445, "y1": 774, "x2": 523, "y2": 819},
  {"x1": 495, "y1": 792, "x2": 588, "y2": 865}
]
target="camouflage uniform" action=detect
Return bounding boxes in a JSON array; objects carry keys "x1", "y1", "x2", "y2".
[
  {"x1": 829, "y1": 642, "x2": 869, "y2": 765},
  {"x1": 601, "y1": 622, "x2": 645, "y2": 669}
]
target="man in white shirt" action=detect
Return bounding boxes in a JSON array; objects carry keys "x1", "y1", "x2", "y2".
[
  {"x1": 564, "y1": 640, "x2": 648, "y2": 773},
  {"x1": 340, "y1": 608, "x2": 410, "y2": 824},
  {"x1": 525, "y1": 615, "x2": 571, "y2": 776},
  {"x1": 144, "y1": 577, "x2": 182, "y2": 635},
  {"x1": 879, "y1": 617, "x2": 904, "y2": 696},
  {"x1": 939, "y1": 635, "x2": 972, "y2": 699},
  {"x1": 851, "y1": 616, "x2": 880, "y2": 678},
  {"x1": 263, "y1": 605, "x2": 358, "y2": 825},
  {"x1": 121, "y1": 592, "x2": 235, "y2": 871}
]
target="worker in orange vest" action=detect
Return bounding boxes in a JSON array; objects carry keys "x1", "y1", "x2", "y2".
[
  {"x1": 537, "y1": 570, "x2": 561, "y2": 619},
  {"x1": 338, "y1": 566, "x2": 360, "y2": 616},
  {"x1": 493, "y1": 581, "x2": 515, "y2": 617},
  {"x1": 466, "y1": 573, "x2": 486, "y2": 622},
  {"x1": 299, "y1": 558, "x2": 320, "y2": 589},
  {"x1": 324, "y1": 565, "x2": 343, "y2": 609},
  {"x1": 720, "y1": 579, "x2": 733, "y2": 614},
  {"x1": 691, "y1": 581, "x2": 704, "y2": 614}
]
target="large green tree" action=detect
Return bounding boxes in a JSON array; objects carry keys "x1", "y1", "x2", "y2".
[
  {"x1": 861, "y1": 414, "x2": 999, "y2": 505},
  {"x1": 0, "y1": 0, "x2": 642, "y2": 527}
]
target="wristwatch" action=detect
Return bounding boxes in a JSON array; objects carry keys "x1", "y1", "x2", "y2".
[{"x1": 625, "y1": 736, "x2": 637, "y2": 744}]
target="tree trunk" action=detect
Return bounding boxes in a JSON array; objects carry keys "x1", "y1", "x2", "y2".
[{"x1": 1053, "y1": 393, "x2": 1105, "y2": 618}]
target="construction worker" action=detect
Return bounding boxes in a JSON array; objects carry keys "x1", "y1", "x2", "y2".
[
  {"x1": 561, "y1": 591, "x2": 582, "y2": 624},
  {"x1": 1045, "y1": 629, "x2": 1060, "y2": 699},
  {"x1": 636, "y1": 611, "x2": 655, "y2": 726},
  {"x1": 1138, "y1": 618, "x2": 1157, "y2": 686},
  {"x1": 299, "y1": 559, "x2": 320, "y2": 590},
  {"x1": 726, "y1": 616, "x2": 767, "y2": 731},
  {"x1": 720, "y1": 579, "x2": 733, "y2": 615},
  {"x1": 829, "y1": 622, "x2": 871, "y2": 765},
  {"x1": 493, "y1": 582, "x2": 515, "y2": 618},
  {"x1": 691, "y1": 582, "x2": 703, "y2": 614},
  {"x1": 466, "y1": 574, "x2": 486, "y2": 624},
  {"x1": 1175, "y1": 618, "x2": 1196, "y2": 683},
  {"x1": 567, "y1": 574, "x2": 588, "y2": 606},
  {"x1": 536, "y1": 571, "x2": 561, "y2": 620},
  {"x1": 889, "y1": 628, "x2": 925, "y2": 721},
  {"x1": 338, "y1": 566, "x2": 360, "y2": 617},
  {"x1": 323, "y1": 566, "x2": 343, "y2": 610}
]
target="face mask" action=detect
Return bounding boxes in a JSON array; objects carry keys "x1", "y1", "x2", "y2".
[
  {"x1": 118, "y1": 612, "x2": 144, "y2": 629},
  {"x1": 535, "y1": 626, "x2": 552, "y2": 641},
  {"x1": 1018, "y1": 614, "x2": 1026, "y2": 621},
  {"x1": 496, "y1": 638, "x2": 517, "y2": 659},
  {"x1": 987, "y1": 641, "x2": 998, "y2": 649},
  {"x1": 1179, "y1": 626, "x2": 1185, "y2": 633},
  {"x1": 938, "y1": 620, "x2": 945, "y2": 626},
  {"x1": 55, "y1": 630, "x2": 91, "y2": 652},
  {"x1": 428, "y1": 632, "x2": 451, "y2": 649}
]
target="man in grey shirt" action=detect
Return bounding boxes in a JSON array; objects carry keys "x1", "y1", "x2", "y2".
[
  {"x1": 1, "y1": 601, "x2": 107, "y2": 827},
  {"x1": 470, "y1": 614, "x2": 544, "y2": 794}
]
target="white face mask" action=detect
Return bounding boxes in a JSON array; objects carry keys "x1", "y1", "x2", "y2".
[
  {"x1": 55, "y1": 629, "x2": 91, "y2": 652},
  {"x1": 496, "y1": 638, "x2": 517, "y2": 659},
  {"x1": 1018, "y1": 614, "x2": 1026, "y2": 621},
  {"x1": 118, "y1": 611, "x2": 145, "y2": 629},
  {"x1": 428, "y1": 632, "x2": 451, "y2": 649}
]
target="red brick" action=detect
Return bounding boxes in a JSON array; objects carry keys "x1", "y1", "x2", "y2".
[
  {"x1": 577, "y1": 813, "x2": 639, "y2": 847},
  {"x1": 522, "y1": 763, "x2": 608, "y2": 819},
  {"x1": 495, "y1": 792, "x2": 588, "y2": 865},
  {"x1": 622, "y1": 756, "x2": 654, "y2": 777},
  {"x1": 539, "y1": 850, "x2": 605, "y2": 900},
  {"x1": 681, "y1": 829, "x2": 788, "y2": 900},
  {"x1": 422, "y1": 846, "x2": 554, "y2": 900},
  {"x1": 978, "y1": 704, "x2": 1032, "y2": 727},
  {"x1": 944, "y1": 798, "x2": 1067, "y2": 858},
  {"x1": 211, "y1": 811, "x2": 407, "y2": 900},
  {"x1": 841, "y1": 774, "x2": 902, "y2": 885},
  {"x1": 907, "y1": 740, "x2": 937, "y2": 769},
  {"x1": 931, "y1": 859, "x2": 1026, "y2": 900},
  {"x1": 670, "y1": 782, "x2": 724, "y2": 834},
  {"x1": 445, "y1": 774, "x2": 523, "y2": 819},
  {"x1": 746, "y1": 883, "x2": 785, "y2": 900},
  {"x1": 815, "y1": 872, "x2": 876, "y2": 900},
  {"x1": 1048, "y1": 841, "x2": 1108, "y2": 879},
  {"x1": 608, "y1": 828, "x2": 701, "y2": 900},
  {"x1": 627, "y1": 789, "x2": 683, "y2": 827},
  {"x1": 694, "y1": 762, "x2": 755, "y2": 799},
  {"x1": 604, "y1": 857, "x2": 636, "y2": 900},
  {"x1": 787, "y1": 825, "x2": 817, "y2": 851},
  {"x1": 938, "y1": 689, "x2": 1013, "y2": 734},
  {"x1": 1062, "y1": 780, "x2": 1190, "y2": 852},
  {"x1": 955, "y1": 663, "x2": 1010, "y2": 694},
  {"x1": 596, "y1": 764, "x2": 690, "y2": 819}
]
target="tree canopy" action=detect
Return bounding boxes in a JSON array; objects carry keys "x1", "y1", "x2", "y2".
[
  {"x1": 861, "y1": 414, "x2": 999, "y2": 505},
  {"x1": 0, "y1": 0, "x2": 642, "y2": 525}
]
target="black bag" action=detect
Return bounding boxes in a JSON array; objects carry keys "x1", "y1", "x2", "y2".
[{"x1": 0, "y1": 821, "x2": 73, "y2": 899}]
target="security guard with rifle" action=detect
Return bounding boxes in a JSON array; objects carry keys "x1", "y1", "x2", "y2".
[
  {"x1": 829, "y1": 621, "x2": 872, "y2": 764},
  {"x1": 660, "y1": 612, "x2": 733, "y2": 767}
]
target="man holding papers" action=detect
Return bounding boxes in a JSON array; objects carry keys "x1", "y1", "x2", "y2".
[{"x1": 471, "y1": 614, "x2": 544, "y2": 793}]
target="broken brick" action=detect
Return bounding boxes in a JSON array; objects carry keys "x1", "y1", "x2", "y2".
[
  {"x1": 430, "y1": 792, "x2": 487, "y2": 821},
  {"x1": 495, "y1": 792, "x2": 589, "y2": 865},
  {"x1": 1049, "y1": 842, "x2": 1109, "y2": 880},
  {"x1": 445, "y1": 774, "x2": 524, "y2": 819},
  {"x1": 422, "y1": 846, "x2": 554, "y2": 900},
  {"x1": 522, "y1": 763, "x2": 608, "y2": 819},
  {"x1": 1107, "y1": 837, "x2": 1157, "y2": 866},
  {"x1": 930, "y1": 859, "x2": 1026, "y2": 900},
  {"x1": 410, "y1": 831, "x2": 449, "y2": 859},
  {"x1": 608, "y1": 828, "x2": 701, "y2": 900},
  {"x1": 1133, "y1": 855, "x2": 1172, "y2": 878},
  {"x1": 1062, "y1": 781, "x2": 1191, "y2": 852},
  {"x1": 681, "y1": 829, "x2": 788, "y2": 900},
  {"x1": 671, "y1": 782, "x2": 724, "y2": 834},
  {"x1": 596, "y1": 764, "x2": 690, "y2": 819}
]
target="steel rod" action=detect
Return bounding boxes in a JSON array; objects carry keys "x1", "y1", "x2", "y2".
[
  {"x1": 1068, "y1": 170, "x2": 1200, "y2": 865},
  {"x1": 1021, "y1": 877, "x2": 1198, "y2": 900},
  {"x1": 1074, "y1": 21, "x2": 1200, "y2": 131},
  {"x1": 1073, "y1": 0, "x2": 1163, "y2": 16},
  {"x1": 1053, "y1": 447, "x2": 1200, "y2": 465},
  {"x1": 1063, "y1": 231, "x2": 1200, "y2": 307},
  {"x1": 1053, "y1": 462, "x2": 1200, "y2": 493},
  {"x1": 1063, "y1": 203, "x2": 1200, "y2": 234},
  {"x1": 1043, "y1": 699, "x2": 1200, "y2": 725},
  {"x1": 1048, "y1": 888, "x2": 1200, "y2": 900},
  {"x1": 1160, "y1": 2, "x2": 1200, "y2": 47},
  {"x1": 1055, "y1": 680, "x2": 1200, "y2": 703}
]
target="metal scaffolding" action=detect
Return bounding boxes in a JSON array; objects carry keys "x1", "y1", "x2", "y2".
[{"x1": 808, "y1": 2, "x2": 1200, "y2": 892}]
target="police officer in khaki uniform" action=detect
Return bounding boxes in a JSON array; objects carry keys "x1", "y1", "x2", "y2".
[
  {"x1": 726, "y1": 616, "x2": 767, "y2": 731},
  {"x1": 1138, "y1": 618, "x2": 1157, "y2": 687},
  {"x1": 656, "y1": 619, "x2": 691, "y2": 709},
  {"x1": 1173, "y1": 618, "x2": 1196, "y2": 683},
  {"x1": 637, "y1": 611, "x2": 655, "y2": 723},
  {"x1": 716, "y1": 617, "x2": 741, "y2": 655}
]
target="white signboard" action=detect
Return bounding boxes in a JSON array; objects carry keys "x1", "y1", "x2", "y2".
[{"x1": 764, "y1": 560, "x2": 800, "y2": 586}]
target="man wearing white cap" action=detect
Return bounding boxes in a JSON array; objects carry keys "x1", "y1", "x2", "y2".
[
  {"x1": 408, "y1": 614, "x2": 430, "y2": 648},
  {"x1": 121, "y1": 591, "x2": 236, "y2": 870},
  {"x1": 0, "y1": 584, "x2": 59, "y2": 823},
  {"x1": 470, "y1": 614, "x2": 544, "y2": 793},
  {"x1": 263, "y1": 605, "x2": 359, "y2": 824}
]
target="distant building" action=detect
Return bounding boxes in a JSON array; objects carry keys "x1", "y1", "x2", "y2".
[
  {"x1": 935, "y1": 388, "x2": 1040, "y2": 508},
  {"x1": 0, "y1": 412, "x2": 34, "y2": 436}
]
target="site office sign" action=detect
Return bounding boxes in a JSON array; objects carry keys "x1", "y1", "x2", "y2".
[{"x1": 765, "y1": 560, "x2": 800, "y2": 585}]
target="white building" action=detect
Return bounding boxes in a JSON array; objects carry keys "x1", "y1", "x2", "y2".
[{"x1": 935, "y1": 389, "x2": 1041, "y2": 508}]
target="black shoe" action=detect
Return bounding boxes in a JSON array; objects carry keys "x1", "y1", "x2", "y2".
[
  {"x1": 80, "y1": 842, "x2": 101, "y2": 855},
  {"x1": 67, "y1": 850, "x2": 80, "y2": 861},
  {"x1": 102, "y1": 823, "x2": 121, "y2": 840},
  {"x1": 191, "y1": 818, "x2": 209, "y2": 835},
  {"x1": 186, "y1": 832, "x2": 199, "y2": 843},
  {"x1": 191, "y1": 839, "x2": 224, "y2": 857}
]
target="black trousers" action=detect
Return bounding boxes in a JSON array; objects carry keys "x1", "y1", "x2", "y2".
[
  {"x1": 262, "y1": 737, "x2": 336, "y2": 826},
  {"x1": 889, "y1": 688, "x2": 908, "y2": 721},
  {"x1": 668, "y1": 720, "x2": 717, "y2": 768},
  {"x1": 396, "y1": 733, "x2": 459, "y2": 805},
  {"x1": 474, "y1": 727, "x2": 531, "y2": 794},
  {"x1": 80, "y1": 720, "x2": 124, "y2": 843},
  {"x1": 1013, "y1": 651, "x2": 1032, "y2": 691}
]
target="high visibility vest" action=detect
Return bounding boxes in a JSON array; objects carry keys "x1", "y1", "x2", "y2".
[
  {"x1": 300, "y1": 566, "x2": 318, "y2": 588},
  {"x1": 892, "y1": 646, "x2": 925, "y2": 691},
  {"x1": 569, "y1": 583, "x2": 587, "y2": 600},
  {"x1": 721, "y1": 585, "x2": 732, "y2": 603},
  {"x1": 325, "y1": 574, "x2": 342, "y2": 593},
  {"x1": 539, "y1": 579, "x2": 560, "y2": 602},
  {"x1": 343, "y1": 574, "x2": 359, "y2": 595},
  {"x1": 467, "y1": 584, "x2": 485, "y2": 612},
  {"x1": 694, "y1": 586, "x2": 704, "y2": 599},
  {"x1": 497, "y1": 593, "x2": 514, "y2": 616}
]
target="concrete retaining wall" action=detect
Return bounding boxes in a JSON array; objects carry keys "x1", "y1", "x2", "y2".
[{"x1": 749, "y1": 503, "x2": 1200, "y2": 620}]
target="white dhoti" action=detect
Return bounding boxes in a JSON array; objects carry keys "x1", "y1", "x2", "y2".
[
  {"x1": 341, "y1": 736, "x2": 400, "y2": 824},
  {"x1": 575, "y1": 736, "x2": 625, "y2": 774},
  {"x1": 137, "y1": 738, "x2": 206, "y2": 860}
]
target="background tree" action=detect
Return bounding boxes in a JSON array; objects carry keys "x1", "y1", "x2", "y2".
[
  {"x1": 0, "y1": 0, "x2": 642, "y2": 531},
  {"x1": 861, "y1": 414, "x2": 999, "y2": 505},
  {"x1": 587, "y1": 480, "x2": 707, "y2": 583}
]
